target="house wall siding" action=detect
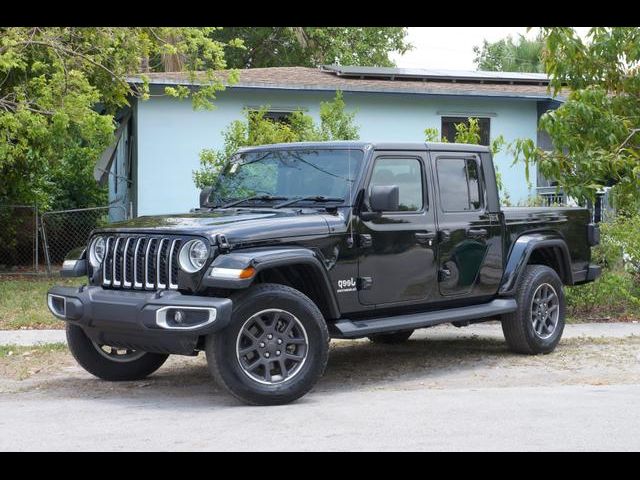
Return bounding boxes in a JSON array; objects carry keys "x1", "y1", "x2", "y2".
[{"x1": 135, "y1": 88, "x2": 538, "y2": 216}]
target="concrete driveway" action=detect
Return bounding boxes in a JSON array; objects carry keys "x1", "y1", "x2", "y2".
[{"x1": 1, "y1": 322, "x2": 639, "y2": 451}]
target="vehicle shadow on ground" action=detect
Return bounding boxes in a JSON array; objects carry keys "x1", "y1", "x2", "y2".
[
  {"x1": 27, "y1": 334, "x2": 518, "y2": 406},
  {"x1": 321, "y1": 335, "x2": 512, "y2": 391}
]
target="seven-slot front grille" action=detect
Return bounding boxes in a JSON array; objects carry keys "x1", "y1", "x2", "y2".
[{"x1": 101, "y1": 236, "x2": 183, "y2": 290}]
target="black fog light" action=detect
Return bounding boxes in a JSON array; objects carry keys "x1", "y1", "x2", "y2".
[{"x1": 155, "y1": 306, "x2": 217, "y2": 330}]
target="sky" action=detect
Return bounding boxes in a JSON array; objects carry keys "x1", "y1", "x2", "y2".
[{"x1": 390, "y1": 27, "x2": 592, "y2": 71}]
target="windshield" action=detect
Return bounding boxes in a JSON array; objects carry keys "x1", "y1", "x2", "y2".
[{"x1": 210, "y1": 149, "x2": 364, "y2": 206}]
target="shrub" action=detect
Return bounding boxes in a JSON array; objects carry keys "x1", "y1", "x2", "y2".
[
  {"x1": 594, "y1": 214, "x2": 640, "y2": 276},
  {"x1": 566, "y1": 213, "x2": 640, "y2": 321},
  {"x1": 566, "y1": 270, "x2": 640, "y2": 320}
]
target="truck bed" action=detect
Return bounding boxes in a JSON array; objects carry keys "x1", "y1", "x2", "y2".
[{"x1": 502, "y1": 206, "x2": 592, "y2": 277}]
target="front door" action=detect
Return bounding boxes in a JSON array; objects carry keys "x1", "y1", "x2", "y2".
[
  {"x1": 432, "y1": 152, "x2": 502, "y2": 298},
  {"x1": 357, "y1": 152, "x2": 438, "y2": 306}
]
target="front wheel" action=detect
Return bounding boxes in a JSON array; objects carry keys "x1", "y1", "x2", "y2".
[
  {"x1": 66, "y1": 324, "x2": 169, "y2": 381},
  {"x1": 206, "y1": 283, "x2": 330, "y2": 406},
  {"x1": 501, "y1": 265, "x2": 566, "y2": 354}
]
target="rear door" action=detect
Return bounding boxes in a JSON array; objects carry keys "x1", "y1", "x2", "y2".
[
  {"x1": 432, "y1": 152, "x2": 503, "y2": 298},
  {"x1": 356, "y1": 151, "x2": 438, "y2": 306}
]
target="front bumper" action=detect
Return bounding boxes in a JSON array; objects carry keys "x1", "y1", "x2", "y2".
[{"x1": 47, "y1": 286, "x2": 233, "y2": 355}]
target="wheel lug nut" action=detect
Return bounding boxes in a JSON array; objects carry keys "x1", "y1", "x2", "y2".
[
  {"x1": 277, "y1": 339, "x2": 283, "y2": 344},
  {"x1": 259, "y1": 342, "x2": 265, "y2": 348},
  {"x1": 265, "y1": 352, "x2": 270, "y2": 358},
  {"x1": 276, "y1": 350, "x2": 281, "y2": 356},
  {"x1": 267, "y1": 334, "x2": 273, "y2": 340}
]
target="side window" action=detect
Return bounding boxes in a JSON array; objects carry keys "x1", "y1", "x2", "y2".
[
  {"x1": 370, "y1": 157, "x2": 423, "y2": 211},
  {"x1": 437, "y1": 158, "x2": 483, "y2": 212},
  {"x1": 466, "y1": 158, "x2": 481, "y2": 210}
]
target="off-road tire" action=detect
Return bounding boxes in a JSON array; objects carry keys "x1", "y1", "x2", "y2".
[
  {"x1": 368, "y1": 329, "x2": 414, "y2": 344},
  {"x1": 66, "y1": 323, "x2": 169, "y2": 381},
  {"x1": 206, "y1": 283, "x2": 330, "y2": 406},
  {"x1": 501, "y1": 264, "x2": 566, "y2": 354}
]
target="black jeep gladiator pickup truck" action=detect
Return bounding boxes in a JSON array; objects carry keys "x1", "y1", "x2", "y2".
[{"x1": 48, "y1": 141, "x2": 601, "y2": 405}]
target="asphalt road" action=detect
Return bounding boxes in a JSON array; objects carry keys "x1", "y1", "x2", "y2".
[{"x1": 1, "y1": 323, "x2": 639, "y2": 451}]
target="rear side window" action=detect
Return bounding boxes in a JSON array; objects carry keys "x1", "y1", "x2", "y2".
[
  {"x1": 370, "y1": 157, "x2": 424, "y2": 211},
  {"x1": 436, "y1": 158, "x2": 483, "y2": 212}
]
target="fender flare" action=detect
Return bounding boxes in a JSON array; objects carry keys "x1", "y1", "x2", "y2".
[
  {"x1": 61, "y1": 247, "x2": 87, "y2": 277},
  {"x1": 499, "y1": 233, "x2": 573, "y2": 296},
  {"x1": 201, "y1": 246, "x2": 341, "y2": 319}
]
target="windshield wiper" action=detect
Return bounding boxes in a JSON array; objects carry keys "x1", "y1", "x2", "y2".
[
  {"x1": 222, "y1": 195, "x2": 288, "y2": 208},
  {"x1": 274, "y1": 195, "x2": 344, "y2": 209}
]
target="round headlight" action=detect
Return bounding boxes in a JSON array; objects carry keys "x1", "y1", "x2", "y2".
[
  {"x1": 179, "y1": 239, "x2": 208, "y2": 273},
  {"x1": 89, "y1": 236, "x2": 105, "y2": 268}
]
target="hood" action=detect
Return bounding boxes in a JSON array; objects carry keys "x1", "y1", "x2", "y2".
[{"x1": 95, "y1": 208, "x2": 342, "y2": 243}]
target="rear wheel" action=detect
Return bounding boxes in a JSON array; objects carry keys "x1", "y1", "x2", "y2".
[
  {"x1": 66, "y1": 324, "x2": 169, "y2": 381},
  {"x1": 368, "y1": 329, "x2": 414, "y2": 344},
  {"x1": 501, "y1": 265, "x2": 565, "y2": 354},
  {"x1": 206, "y1": 283, "x2": 330, "y2": 406}
]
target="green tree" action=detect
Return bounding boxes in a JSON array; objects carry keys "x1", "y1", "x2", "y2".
[
  {"x1": 511, "y1": 27, "x2": 640, "y2": 212},
  {"x1": 473, "y1": 34, "x2": 545, "y2": 72},
  {"x1": 210, "y1": 27, "x2": 411, "y2": 68},
  {"x1": 194, "y1": 91, "x2": 359, "y2": 190},
  {"x1": 0, "y1": 27, "x2": 239, "y2": 209}
]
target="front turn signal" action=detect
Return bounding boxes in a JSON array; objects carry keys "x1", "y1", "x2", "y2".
[
  {"x1": 238, "y1": 266, "x2": 256, "y2": 279},
  {"x1": 209, "y1": 266, "x2": 256, "y2": 280}
]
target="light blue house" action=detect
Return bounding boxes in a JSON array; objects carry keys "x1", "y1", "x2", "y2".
[{"x1": 97, "y1": 65, "x2": 564, "y2": 219}]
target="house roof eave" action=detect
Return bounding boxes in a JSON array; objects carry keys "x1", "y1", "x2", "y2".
[{"x1": 129, "y1": 77, "x2": 565, "y2": 103}]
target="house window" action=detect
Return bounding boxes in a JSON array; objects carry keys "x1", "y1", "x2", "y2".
[
  {"x1": 441, "y1": 117, "x2": 491, "y2": 146},
  {"x1": 262, "y1": 111, "x2": 294, "y2": 124},
  {"x1": 248, "y1": 110, "x2": 295, "y2": 125},
  {"x1": 247, "y1": 110, "x2": 295, "y2": 137}
]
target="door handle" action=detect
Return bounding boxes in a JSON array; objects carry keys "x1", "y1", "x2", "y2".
[
  {"x1": 438, "y1": 268, "x2": 451, "y2": 281},
  {"x1": 415, "y1": 232, "x2": 436, "y2": 245},
  {"x1": 438, "y1": 230, "x2": 451, "y2": 243},
  {"x1": 466, "y1": 228, "x2": 488, "y2": 239}
]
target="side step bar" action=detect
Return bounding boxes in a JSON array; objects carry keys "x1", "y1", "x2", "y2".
[{"x1": 332, "y1": 299, "x2": 517, "y2": 338}]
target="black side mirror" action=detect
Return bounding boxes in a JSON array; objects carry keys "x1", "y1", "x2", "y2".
[
  {"x1": 200, "y1": 187, "x2": 214, "y2": 208},
  {"x1": 369, "y1": 185, "x2": 399, "y2": 212}
]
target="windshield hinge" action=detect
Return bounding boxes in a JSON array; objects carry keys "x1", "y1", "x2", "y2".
[
  {"x1": 358, "y1": 234, "x2": 373, "y2": 248},
  {"x1": 216, "y1": 234, "x2": 231, "y2": 253}
]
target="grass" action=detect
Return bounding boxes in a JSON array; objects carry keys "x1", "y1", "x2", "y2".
[
  {"x1": 0, "y1": 343, "x2": 67, "y2": 358},
  {"x1": 0, "y1": 276, "x2": 83, "y2": 330},
  {"x1": 0, "y1": 342, "x2": 69, "y2": 381}
]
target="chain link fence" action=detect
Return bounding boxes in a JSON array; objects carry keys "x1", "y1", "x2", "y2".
[
  {"x1": 0, "y1": 205, "x2": 42, "y2": 274},
  {"x1": 0, "y1": 205, "x2": 128, "y2": 275},
  {"x1": 41, "y1": 206, "x2": 128, "y2": 269}
]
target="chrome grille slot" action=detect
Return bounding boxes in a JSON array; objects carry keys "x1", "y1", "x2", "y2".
[
  {"x1": 112, "y1": 237, "x2": 122, "y2": 286},
  {"x1": 134, "y1": 238, "x2": 144, "y2": 289},
  {"x1": 102, "y1": 237, "x2": 114, "y2": 286},
  {"x1": 168, "y1": 239, "x2": 181, "y2": 289},
  {"x1": 156, "y1": 238, "x2": 167, "y2": 289},
  {"x1": 145, "y1": 238, "x2": 158, "y2": 289},
  {"x1": 99, "y1": 235, "x2": 187, "y2": 291},
  {"x1": 122, "y1": 238, "x2": 133, "y2": 287}
]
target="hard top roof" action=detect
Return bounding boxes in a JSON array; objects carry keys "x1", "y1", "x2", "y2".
[{"x1": 236, "y1": 141, "x2": 490, "y2": 154}]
